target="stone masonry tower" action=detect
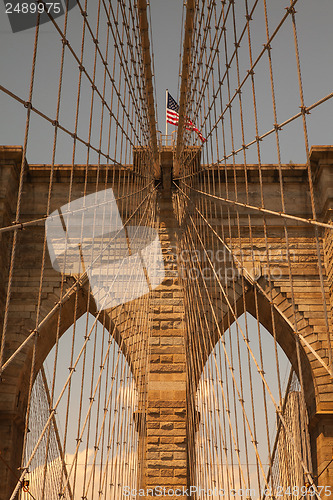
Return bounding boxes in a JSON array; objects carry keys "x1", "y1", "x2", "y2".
[{"x1": 0, "y1": 145, "x2": 333, "y2": 498}]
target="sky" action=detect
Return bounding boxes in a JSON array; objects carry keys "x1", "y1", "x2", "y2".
[
  {"x1": 149, "y1": 0, "x2": 333, "y2": 164},
  {"x1": 1, "y1": 0, "x2": 332, "y2": 165},
  {"x1": 0, "y1": 0, "x2": 184, "y2": 164},
  {"x1": 148, "y1": 0, "x2": 184, "y2": 133}
]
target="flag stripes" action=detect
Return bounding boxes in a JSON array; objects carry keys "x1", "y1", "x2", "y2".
[{"x1": 166, "y1": 91, "x2": 205, "y2": 142}]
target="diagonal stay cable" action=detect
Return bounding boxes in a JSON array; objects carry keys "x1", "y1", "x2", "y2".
[
  {"x1": 0, "y1": 181, "x2": 154, "y2": 235},
  {"x1": 176, "y1": 182, "x2": 332, "y2": 378},
  {"x1": 181, "y1": 181, "x2": 333, "y2": 231},
  {"x1": 200, "y1": 0, "x2": 299, "y2": 142},
  {"x1": 0, "y1": 84, "x2": 128, "y2": 168},
  {"x1": 36, "y1": 0, "x2": 146, "y2": 148},
  {"x1": 0, "y1": 185, "x2": 159, "y2": 375}
]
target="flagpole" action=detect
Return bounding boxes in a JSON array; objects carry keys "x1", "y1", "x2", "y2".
[{"x1": 165, "y1": 89, "x2": 168, "y2": 140}]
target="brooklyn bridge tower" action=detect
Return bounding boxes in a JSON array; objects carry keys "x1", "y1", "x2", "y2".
[{"x1": 0, "y1": 1, "x2": 333, "y2": 498}]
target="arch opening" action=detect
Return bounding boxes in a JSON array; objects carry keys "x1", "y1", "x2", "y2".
[
  {"x1": 194, "y1": 312, "x2": 313, "y2": 500},
  {"x1": 22, "y1": 312, "x2": 141, "y2": 500}
]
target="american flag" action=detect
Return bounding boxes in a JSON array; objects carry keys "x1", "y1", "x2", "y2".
[
  {"x1": 166, "y1": 91, "x2": 206, "y2": 142},
  {"x1": 166, "y1": 92, "x2": 179, "y2": 126}
]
